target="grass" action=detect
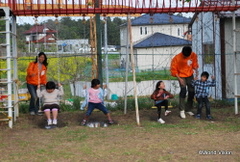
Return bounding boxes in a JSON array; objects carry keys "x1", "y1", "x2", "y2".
[{"x1": 2, "y1": 101, "x2": 240, "y2": 161}]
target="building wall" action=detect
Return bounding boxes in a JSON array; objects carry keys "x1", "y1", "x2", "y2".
[
  {"x1": 120, "y1": 20, "x2": 190, "y2": 73},
  {"x1": 131, "y1": 24, "x2": 189, "y2": 43},
  {"x1": 134, "y1": 46, "x2": 182, "y2": 71},
  {"x1": 57, "y1": 39, "x2": 89, "y2": 52},
  {"x1": 223, "y1": 18, "x2": 240, "y2": 98},
  {"x1": 71, "y1": 80, "x2": 180, "y2": 98},
  {"x1": 192, "y1": 12, "x2": 222, "y2": 99},
  {"x1": 192, "y1": 12, "x2": 240, "y2": 99}
]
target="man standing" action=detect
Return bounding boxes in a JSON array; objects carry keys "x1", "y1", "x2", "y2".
[{"x1": 170, "y1": 46, "x2": 199, "y2": 118}]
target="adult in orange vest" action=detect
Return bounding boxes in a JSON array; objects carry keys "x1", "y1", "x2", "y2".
[
  {"x1": 170, "y1": 46, "x2": 199, "y2": 119},
  {"x1": 26, "y1": 52, "x2": 48, "y2": 115}
]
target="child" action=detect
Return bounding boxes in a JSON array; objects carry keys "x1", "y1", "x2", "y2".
[
  {"x1": 151, "y1": 81, "x2": 174, "y2": 124},
  {"x1": 37, "y1": 81, "x2": 64, "y2": 125},
  {"x1": 80, "y1": 79, "x2": 113, "y2": 126},
  {"x1": 191, "y1": 71, "x2": 216, "y2": 120}
]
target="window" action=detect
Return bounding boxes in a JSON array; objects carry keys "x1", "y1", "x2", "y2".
[
  {"x1": 145, "y1": 27, "x2": 148, "y2": 35},
  {"x1": 140, "y1": 27, "x2": 143, "y2": 35},
  {"x1": 203, "y1": 43, "x2": 215, "y2": 64},
  {"x1": 177, "y1": 28, "x2": 181, "y2": 36}
]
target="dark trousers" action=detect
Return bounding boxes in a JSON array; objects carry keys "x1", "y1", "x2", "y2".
[
  {"x1": 196, "y1": 96, "x2": 211, "y2": 116},
  {"x1": 27, "y1": 83, "x2": 39, "y2": 113},
  {"x1": 179, "y1": 75, "x2": 195, "y2": 112},
  {"x1": 156, "y1": 100, "x2": 168, "y2": 119}
]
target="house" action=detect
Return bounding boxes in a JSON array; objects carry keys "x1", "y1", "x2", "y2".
[
  {"x1": 120, "y1": 13, "x2": 191, "y2": 71},
  {"x1": 190, "y1": 10, "x2": 240, "y2": 99},
  {"x1": 57, "y1": 39, "x2": 89, "y2": 53},
  {"x1": 24, "y1": 24, "x2": 57, "y2": 52}
]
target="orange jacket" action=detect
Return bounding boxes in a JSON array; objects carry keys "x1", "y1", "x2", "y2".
[
  {"x1": 170, "y1": 52, "x2": 199, "y2": 78},
  {"x1": 26, "y1": 62, "x2": 47, "y2": 86}
]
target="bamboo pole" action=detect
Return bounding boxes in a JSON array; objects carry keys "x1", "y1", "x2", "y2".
[{"x1": 127, "y1": 15, "x2": 140, "y2": 126}]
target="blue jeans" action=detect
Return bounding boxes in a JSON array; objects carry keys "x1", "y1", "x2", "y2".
[
  {"x1": 86, "y1": 102, "x2": 109, "y2": 116},
  {"x1": 196, "y1": 96, "x2": 211, "y2": 116},
  {"x1": 27, "y1": 83, "x2": 39, "y2": 113}
]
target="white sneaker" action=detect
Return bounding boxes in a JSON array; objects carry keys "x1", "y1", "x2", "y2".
[
  {"x1": 48, "y1": 119, "x2": 52, "y2": 125},
  {"x1": 165, "y1": 110, "x2": 171, "y2": 116},
  {"x1": 186, "y1": 111, "x2": 194, "y2": 116},
  {"x1": 53, "y1": 119, "x2": 57, "y2": 125},
  {"x1": 157, "y1": 118, "x2": 165, "y2": 124},
  {"x1": 180, "y1": 111, "x2": 186, "y2": 119}
]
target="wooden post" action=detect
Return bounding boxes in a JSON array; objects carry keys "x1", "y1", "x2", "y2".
[
  {"x1": 90, "y1": 17, "x2": 98, "y2": 79},
  {"x1": 127, "y1": 15, "x2": 140, "y2": 126}
]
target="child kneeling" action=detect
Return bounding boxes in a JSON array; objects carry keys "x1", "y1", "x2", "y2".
[{"x1": 37, "y1": 81, "x2": 64, "y2": 125}]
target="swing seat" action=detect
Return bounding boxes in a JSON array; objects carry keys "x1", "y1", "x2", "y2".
[{"x1": 151, "y1": 103, "x2": 173, "y2": 109}]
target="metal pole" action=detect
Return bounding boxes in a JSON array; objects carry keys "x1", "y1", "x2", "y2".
[
  {"x1": 128, "y1": 15, "x2": 140, "y2": 126},
  {"x1": 95, "y1": 0, "x2": 102, "y2": 83},
  {"x1": 124, "y1": 15, "x2": 130, "y2": 114},
  {"x1": 232, "y1": 4, "x2": 238, "y2": 114},
  {"x1": 12, "y1": 15, "x2": 19, "y2": 120},
  {"x1": 104, "y1": 18, "x2": 109, "y2": 99},
  {"x1": 5, "y1": 8, "x2": 13, "y2": 128}
]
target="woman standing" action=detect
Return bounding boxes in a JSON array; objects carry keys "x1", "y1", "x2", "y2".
[{"x1": 26, "y1": 52, "x2": 48, "y2": 115}]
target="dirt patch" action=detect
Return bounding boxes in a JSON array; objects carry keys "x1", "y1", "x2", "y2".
[{"x1": 0, "y1": 107, "x2": 239, "y2": 161}]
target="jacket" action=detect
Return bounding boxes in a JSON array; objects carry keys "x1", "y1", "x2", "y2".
[
  {"x1": 26, "y1": 62, "x2": 47, "y2": 86},
  {"x1": 170, "y1": 52, "x2": 199, "y2": 78},
  {"x1": 151, "y1": 89, "x2": 174, "y2": 101},
  {"x1": 80, "y1": 88, "x2": 107, "y2": 109}
]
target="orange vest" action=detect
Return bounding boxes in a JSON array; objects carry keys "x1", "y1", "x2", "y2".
[
  {"x1": 170, "y1": 52, "x2": 199, "y2": 78},
  {"x1": 26, "y1": 62, "x2": 47, "y2": 85}
]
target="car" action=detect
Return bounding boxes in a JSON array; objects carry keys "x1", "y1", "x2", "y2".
[{"x1": 101, "y1": 45, "x2": 117, "y2": 52}]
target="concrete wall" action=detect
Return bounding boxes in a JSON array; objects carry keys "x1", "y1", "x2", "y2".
[{"x1": 71, "y1": 80, "x2": 180, "y2": 98}]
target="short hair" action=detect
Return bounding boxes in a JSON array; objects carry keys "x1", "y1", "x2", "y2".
[
  {"x1": 182, "y1": 46, "x2": 192, "y2": 57},
  {"x1": 201, "y1": 71, "x2": 209, "y2": 79},
  {"x1": 46, "y1": 81, "x2": 56, "y2": 90},
  {"x1": 91, "y1": 79, "x2": 101, "y2": 88}
]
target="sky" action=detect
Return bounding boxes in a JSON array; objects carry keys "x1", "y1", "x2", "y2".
[{"x1": 16, "y1": 12, "x2": 193, "y2": 25}]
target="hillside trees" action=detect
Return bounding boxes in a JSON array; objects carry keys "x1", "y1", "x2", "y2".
[{"x1": 16, "y1": 16, "x2": 126, "y2": 52}]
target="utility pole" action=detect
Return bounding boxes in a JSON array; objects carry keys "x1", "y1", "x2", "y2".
[{"x1": 95, "y1": 0, "x2": 102, "y2": 83}]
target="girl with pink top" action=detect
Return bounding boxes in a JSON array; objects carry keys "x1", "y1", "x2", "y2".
[{"x1": 80, "y1": 79, "x2": 113, "y2": 126}]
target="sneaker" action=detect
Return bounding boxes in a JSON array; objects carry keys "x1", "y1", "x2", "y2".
[
  {"x1": 180, "y1": 110, "x2": 186, "y2": 119},
  {"x1": 108, "y1": 119, "x2": 114, "y2": 124},
  {"x1": 30, "y1": 111, "x2": 35, "y2": 115},
  {"x1": 165, "y1": 110, "x2": 171, "y2": 116},
  {"x1": 37, "y1": 112, "x2": 43, "y2": 116},
  {"x1": 157, "y1": 118, "x2": 165, "y2": 124},
  {"x1": 206, "y1": 115, "x2": 213, "y2": 120},
  {"x1": 195, "y1": 114, "x2": 201, "y2": 119},
  {"x1": 48, "y1": 120, "x2": 52, "y2": 126},
  {"x1": 52, "y1": 119, "x2": 57, "y2": 125},
  {"x1": 186, "y1": 111, "x2": 195, "y2": 116},
  {"x1": 81, "y1": 120, "x2": 87, "y2": 126}
]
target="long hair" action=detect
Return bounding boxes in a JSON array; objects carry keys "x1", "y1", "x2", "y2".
[
  {"x1": 34, "y1": 52, "x2": 48, "y2": 67},
  {"x1": 155, "y1": 81, "x2": 163, "y2": 91}
]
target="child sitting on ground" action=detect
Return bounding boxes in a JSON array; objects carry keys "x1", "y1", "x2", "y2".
[
  {"x1": 37, "y1": 81, "x2": 64, "y2": 126},
  {"x1": 191, "y1": 71, "x2": 216, "y2": 120},
  {"x1": 151, "y1": 81, "x2": 174, "y2": 124},
  {"x1": 80, "y1": 79, "x2": 113, "y2": 126}
]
